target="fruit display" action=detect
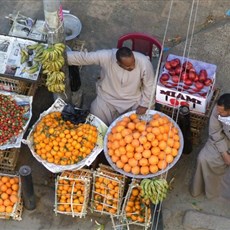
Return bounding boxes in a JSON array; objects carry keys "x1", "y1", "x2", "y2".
[
  {"x1": 0, "y1": 174, "x2": 21, "y2": 220},
  {"x1": 19, "y1": 44, "x2": 43, "y2": 75},
  {"x1": 91, "y1": 164, "x2": 126, "y2": 216},
  {"x1": 121, "y1": 180, "x2": 151, "y2": 228},
  {"x1": 140, "y1": 178, "x2": 168, "y2": 205},
  {"x1": 159, "y1": 55, "x2": 216, "y2": 97},
  {"x1": 54, "y1": 169, "x2": 92, "y2": 217},
  {"x1": 23, "y1": 42, "x2": 66, "y2": 93},
  {"x1": 32, "y1": 111, "x2": 98, "y2": 166},
  {"x1": 104, "y1": 111, "x2": 183, "y2": 178},
  {"x1": 41, "y1": 43, "x2": 66, "y2": 93},
  {"x1": 0, "y1": 94, "x2": 30, "y2": 146}
]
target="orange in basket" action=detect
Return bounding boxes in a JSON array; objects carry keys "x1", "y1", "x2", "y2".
[
  {"x1": 107, "y1": 113, "x2": 181, "y2": 175},
  {"x1": 33, "y1": 112, "x2": 98, "y2": 165},
  {"x1": 0, "y1": 175, "x2": 20, "y2": 215}
]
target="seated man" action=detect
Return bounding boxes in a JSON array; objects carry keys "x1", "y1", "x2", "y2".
[
  {"x1": 190, "y1": 93, "x2": 230, "y2": 199},
  {"x1": 67, "y1": 47, "x2": 155, "y2": 125}
]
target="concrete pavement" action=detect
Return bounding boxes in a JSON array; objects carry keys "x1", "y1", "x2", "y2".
[{"x1": 0, "y1": 1, "x2": 230, "y2": 229}]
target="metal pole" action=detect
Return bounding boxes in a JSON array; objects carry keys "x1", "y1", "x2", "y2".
[
  {"x1": 150, "y1": 203, "x2": 164, "y2": 230},
  {"x1": 19, "y1": 165, "x2": 36, "y2": 210},
  {"x1": 43, "y1": 0, "x2": 72, "y2": 103}
]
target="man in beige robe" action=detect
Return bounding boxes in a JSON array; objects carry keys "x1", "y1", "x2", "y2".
[
  {"x1": 67, "y1": 47, "x2": 155, "y2": 125},
  {"x1": 190, "y1": 93, "x2": 230, "y2": 199}
]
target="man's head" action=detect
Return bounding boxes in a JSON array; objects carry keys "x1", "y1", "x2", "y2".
[
  {"x1": 216, "y1": 93, "x2": 230, "y2": 117},
  {"x1": 116, "y1": 47, "x2": 135, "y2": 71}
]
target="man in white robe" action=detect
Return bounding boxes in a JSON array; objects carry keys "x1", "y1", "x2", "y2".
[
  {"x1": 190, "y1": 93, "x2": 230, "y2": 199},
  {"x1": 67, "y1": 47, "x2": 155, "y2": 125}
]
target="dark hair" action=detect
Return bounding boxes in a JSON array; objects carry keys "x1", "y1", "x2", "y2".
[
  {"x1": 116, "y1": 47, "x2": 133, "y2": 62},
  {"x1": 217, "y1": 93, "x2": 230, "y2": 110}
]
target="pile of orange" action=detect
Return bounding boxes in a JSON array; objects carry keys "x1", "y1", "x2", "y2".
[
  {"x1": 56, "y1": 172, "x2": 87, "y2": 214},
  {"x1": 93, "y1": 175, "x2": 121, "y2": 215},
  {"x1": 33, "y1": 112, "x2": 98, "y2": 165},
  {"x1": 124, "y1": 186, "x2": 150, "y2": 223},
  {"x1": 0, "y1": 175, "x2": 19, "y2": 215},
  {"x1": 107, "y1": 113, "x2": 181, "y2": 175}
]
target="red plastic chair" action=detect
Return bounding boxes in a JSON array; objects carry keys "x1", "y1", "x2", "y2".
[{"x1": 117, "y1": 32, "x2": 162, "y2": 61}]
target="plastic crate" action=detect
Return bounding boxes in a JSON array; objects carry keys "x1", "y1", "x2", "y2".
[
  {"x1": 0, "y1": 148, "x2": 20, "y2": 171},
  {"x1": 90, "y1": 164, "x2": 126, "y2": 216},
  {"x1": 0, "y1": 172, "x2": 23, "y2": 221},
  {"x1": 54, "y1": 169, "x2": 92, "y2": 218},
  {"x1": 0, "y1": 76, "x2": 37, "y2": 96},
  {"x1": 157, "y1": 88, "x2": 220, "y2": 145}
]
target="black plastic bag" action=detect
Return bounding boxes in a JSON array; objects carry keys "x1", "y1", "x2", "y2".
[
  {"x1": 69, "y1": 65, "x2": 81, "y2": 92},
  {"x1": 61, "y1": 104, "x2": 89, "y2": 125}
]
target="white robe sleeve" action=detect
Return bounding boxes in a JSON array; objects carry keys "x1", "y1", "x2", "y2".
[
  {"x1": 209, "y1": 106, "x2": 229, "y2": 154},
  {"x1": 67, "y1": 50, "x2": 109, "y2": 66}
]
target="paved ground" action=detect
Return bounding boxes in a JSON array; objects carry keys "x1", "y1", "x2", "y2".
[{"x1": 0, "y1": 1, "x2": 230, "y2": 229}]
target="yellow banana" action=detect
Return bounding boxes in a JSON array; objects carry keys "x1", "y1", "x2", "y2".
[
  {"x1": 54, "y1": 43, "x2": 65, "y2": 49},
  {"x1": 26, "y1": 63, "x2": 39, "y2": 74},
  {"x1": 35, "y1": 44, "x2": 45, "y2": 52},
  {"x1": 27, "y1": 43, "x2": 40, "y2": 50}
]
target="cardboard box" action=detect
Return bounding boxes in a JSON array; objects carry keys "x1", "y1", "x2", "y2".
[{"x1": 156, "y1": 54, "x2": 217, "y2": 114}]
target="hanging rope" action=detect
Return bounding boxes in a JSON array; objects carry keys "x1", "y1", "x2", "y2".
[
  {"x1": 147, "y1": 0, "x2": 174, "y2": 112},
  {"x1": 149, "y1": 1, "x2": 200, "y2": 230}
]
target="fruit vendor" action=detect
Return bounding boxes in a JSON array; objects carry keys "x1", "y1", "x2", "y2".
[
  {"x1": 67, "y1": 47, "x2": 155, "y2": 125},
  {"x1": 190, "y1": 93, "x2": 230, "y2": 199}
]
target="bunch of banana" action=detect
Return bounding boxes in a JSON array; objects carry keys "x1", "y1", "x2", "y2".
[
  {"x1": 20, "y1": 48, "x2": 29, "y2": 64},
  {"x1": 42, "y1": 57, "x2": 65, "y2": 72},
  {"x1": 22, "y1": 63, "x2": 40, "y2": 74},
  {"x1": 33, "y1": 45, "x2": 46, "y2": 62},
  {"x1": 27, "y1": 43, "x2": 45, "y2": 50},
  {"x1": 37, "y1": 42, "x2": 66, "y2": 93},
  {"x1": 40, "y1": 43, "x2": 65, "y2": 62},
  {"x1": 47, "y1": 82, "x2": 65, "y2": 93},
  {"x1": 140, "y1": 178, "x2": 169, "y2": 205},
  {"x1": 45, "y1": 71, "x2": 65, "y2": 85}
]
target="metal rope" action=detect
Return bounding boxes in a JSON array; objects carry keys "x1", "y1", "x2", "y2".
[{"x1": 150, "y1": 1, "x2": 200, "y2": 230}]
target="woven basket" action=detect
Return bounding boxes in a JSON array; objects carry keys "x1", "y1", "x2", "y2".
[
  {"x1": 120, "y1": 179, "x2": 151, "y2": 229},
  {"x1": 90, "y1": 164, "x2": 126, "y2": 216},
  {"x1": 0, "y1": 76, "x2": 37, "y2": 96},
  {"x1": 54, "y1": 169, "x2": 92, "y2": 218},
  {"x1": 0, "y1": 172, "x2": 22, "y2": 221},
  {"x1": 0, "y1": 148, "x2": 20, "y2": 171}
]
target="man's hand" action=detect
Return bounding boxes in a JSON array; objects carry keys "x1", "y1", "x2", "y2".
[
  {"x1": 136, "y1": 106, "x2": 148, "y2": 115},
  {"x1": 222, "y1": 152, "x2": 230, "y2": 166}
]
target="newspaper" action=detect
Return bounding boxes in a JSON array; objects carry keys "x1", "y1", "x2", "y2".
[
  {"x1": 0, "y1": 90, "x2": 33, "y2": 150},
  {"x1": 24, "y1": 98, "x2": 108, "y2": 173},
  {"x1": 0, "y1": 34, "x2": 43, "y2": 81}
]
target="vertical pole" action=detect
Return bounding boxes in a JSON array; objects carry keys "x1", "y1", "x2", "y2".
[
  {"x1": 150, "y1": 203, "x2": 164, "y2": 230},
  {"x1": 178, "y1": 106, "x2": 193, "y2": 154},
  {"x1": 43, "y1": 0, "x2": 72, "y2": 103},
  {"x1": 19, "y1": 165, "x2": 36, "y2": 210}
]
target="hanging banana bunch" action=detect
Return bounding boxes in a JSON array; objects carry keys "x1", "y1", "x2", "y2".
[
  {"x1": 20, "y1": 42, "x2": 66, "y2": 93},
  {"x1": 41, "y1": 43, "x2": 66, "y2": 93}
]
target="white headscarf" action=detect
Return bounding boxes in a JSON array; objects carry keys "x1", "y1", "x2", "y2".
[{"x1": 218, "y1": 115, "x2": 230, "y2": 126}]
